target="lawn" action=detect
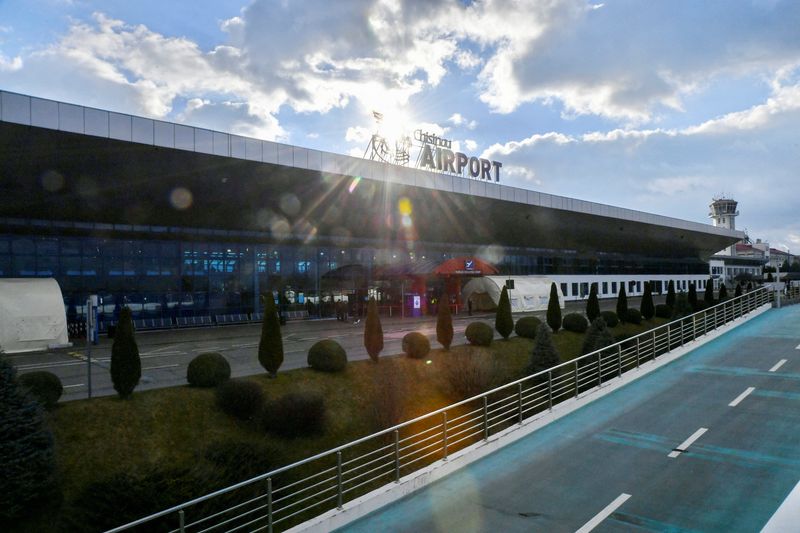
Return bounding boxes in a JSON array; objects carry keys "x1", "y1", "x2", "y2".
[{"x1": 30, "y1": 316, "x2": 667, "y2": 531}]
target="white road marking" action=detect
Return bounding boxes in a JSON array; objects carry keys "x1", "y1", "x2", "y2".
[
  {"x1": 140, "y1": 350, "x2": 184, "y2": 356},
  {"x1": 63, "y1": 383, "x2": 84, "y2": 389},
  {"x1": 762, "y1": 478, "x2": 800, "y2": 532},
  {"x1": 575, "y1": 493, "x2": 631, "y2": 533},
  {"x1": 769, "y1": 359, "x2": 787, "y2": 372},
  {"x1": 668, "y1": 427, "x2": 708, "y2": 458},
  {"x1": 142, "y1": 364, "x2": 179, "y2": 371},
  {"x1": 146, "y1": 344, "x2": 179, "y2": 354},
  {"x1": 796, "y1": 343, "x2": 800, "y2": 350},
  {"x1": 192, "y1": 346, "x2": 223, "y2": 352},
  {"x1": 17, "y1": 361, "x2": 84, "y2": 370},
  {"x1": 729, "y1": 387, "x2": 755, "y2": 407}
]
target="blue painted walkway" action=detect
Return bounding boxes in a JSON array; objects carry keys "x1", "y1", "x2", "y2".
[{"x1": 339, "y1": 305, "x2": 800, "y2": 532}]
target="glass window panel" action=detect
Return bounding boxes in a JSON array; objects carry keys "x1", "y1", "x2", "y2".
[
  {"x1": 0, "y1": 255, "x2": 10, "y2": 275},
  {"x1": 37, "y1": 255, "x2": 58, "y2": 276},
  {"x1": 0, "y1": 238, "x2": 9, "y2": 254},
  {"x1": 37, "y1": 239, "x2": 59, "y2": 256},
  {"x1": 13, "y1": 255, "x2": 36, "y2": 276},
  {"x1": 12, "y1": 238, "x2": 35, "y2": 255}
]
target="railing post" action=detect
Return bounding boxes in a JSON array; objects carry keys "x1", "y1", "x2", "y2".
[
  {"x1": 483, "y1": 396, "x2": 489, "y2": 441},
  {"x1": 337, "y1": 451, "x2": 344, "y2": 509},
  {"x1": 548, "y1": 371, "x2": 553, "y2": 411},
  {"x1": 635, "y1": 337, "x2": 640, "y2": 369},
  {"x1": 394, "y1": 430, "x2": 400, "y2": 483},
  {"x1": 597, "y1": 352, "x2": 602, "y2": 387},
  {"x1": 652, "y1": 329, "x2": 656, "y2": 359},
  {"x1": 667, "y1": 325, "x2": 671, "y2": 351},
  {"x1": 574, "y1": 360, "x2": 580, "y2": 398},
  {"x1": 267, "y1": 477, "x2": 273, "y2": 533},
  {"x1": 617, "y1": 344, "x2": 622, "y2": 377},
  {"x1": 680, "y1": 321, "x2": 685, "y2": 346},
  {"x1": 692, "y1": 316, "x2": 696, "y2": 341},
  {"x1": 442, "y1": 412, "x2": 448, "y2": 460},
  {"x1": 179, "y1": 509, "x2": 185, "y2": 533},
  {"x1": 518, "y1": 382, "x2": 524, "y2": 424},
  {"x1": 714, "y1": 306, "x2": 718, "y2": 329}
]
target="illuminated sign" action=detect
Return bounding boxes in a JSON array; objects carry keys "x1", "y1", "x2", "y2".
[
  {"x1": 416, "y1": 130, "x2": 502, "y2": 182},
  {"x1": 465, "y1": 259, "x2": 474, "y2": 270}
]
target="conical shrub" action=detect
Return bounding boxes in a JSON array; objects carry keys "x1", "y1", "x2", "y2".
[
  {"x1": 616, "y1": 285, "x2": 628, "y2": 323},
  {"x1": 364, "y1": 297, "x2": 383, "y2": 362},
  {"x1": 495, "y1": 286, "x2": 514, "y2": 339},
  {"x1": 436, "y1": 294, "x2": 454, "y2": 350},
  {"x1": 526, "y1": 324, "x2": 559, "y2": 383},
  {"x1": 546, "y1": 282, "x2": 562, "y2": 333},
  {"x1": 586, "y1": 283, "x2": 600, "y2": 322},
  {"x1": 258, "y1": 294, "x2": 283, "y2": 377},
  {"x1": 640, "y1": 282, "x2": 654, "y2": 320},
  {"x1": 110, "y1": 307, "x2": 140, "y2": 399},
  {"x1": 666, "y1": 280, "x2": 676, "y2": 309}
]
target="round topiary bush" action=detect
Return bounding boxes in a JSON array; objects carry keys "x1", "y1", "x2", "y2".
[
  {"x1": 514, "y1": 316, "x2": 542, "y2": 339},
  {"x1": 600, "y1": 311, "x2": 619, "y2": 328},
  {"x1": 187, "y1": 352, "x2": 231, "y2": 387},
  {"x1": 261, "y1": 391, "x2": 326, "y2": 438},
  {"x1": 562, "y1": 313, "x2": 589, "y2": 333},
  {"x1": 215, "y1": 380, "x2": 264, "y2": 421},
  {"x1": 402, "y1": 332, "x2": 431, "y2": 359},
  {"x1": 465, "y1": 322, "x2": 493, "y2": 346},
  {"x1": 307, "y1": 340, "x2": 348, "y2": 372},
  {"x1": 18, "y1": 371, "x2": 63, "y2": 409},
  {"x1": 625, "y1": 308, "x2": 643, "y2": 325},
  {"x1": 655, "y1": 304, "x2": 672, "y2": 319}
]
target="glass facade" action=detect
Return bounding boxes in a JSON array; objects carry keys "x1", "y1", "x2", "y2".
[{"x1": 1, "y1": 217, "x2": 709, "y2": 322}]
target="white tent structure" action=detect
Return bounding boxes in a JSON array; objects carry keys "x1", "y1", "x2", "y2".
[
  {"x1": 462, "y1": 276, "x2": 564, "y2": 313},
  {"x1": 0, "y1": 278, "x2": 70, "y2": 354}
]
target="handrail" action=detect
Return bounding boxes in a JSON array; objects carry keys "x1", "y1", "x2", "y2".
[{"x1": 106, "y1": 287, "x2": 771, "y2": 533}]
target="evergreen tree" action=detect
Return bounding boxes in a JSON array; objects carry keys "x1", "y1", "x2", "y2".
[
  {"x1": 688, "y1": 283, "x2": 698, "y2": 310},
  {"x1": 586, "y1": 283, "x2": 600, "y2": 322},
  {"x1": 671, "y1": 293, "x2": 694, "y2": 320},
  {"x1": 258, "y1": 293, "x2": 284, "y2": 377},
  {"x1": 734, "y1": 284, "x2": 742, "y2": 298},
  {"x1": 436, "y1": 293, "x2": 454, "y2": 350},
  {"x1": 640, "y1": 282, "x2": 655, "y2": 320},
  {"x1": 495, "y1": 286, "x2": 514, "y2": 339},
  {"x1": 666, "y1": 280, "x2": 676, "y2": 309},
  {"x1": 704, "y1": 278, "x2": 715, "y2": 305},
  {"x1": 581, "y1": 318, "x2": 615, "y2": 357},
  {"x1": 616, "y1": 285, "x2": 628, "y2": 323},
  {"x1": 0, "y1": 356, "x2": 58, "y2": 526},
  {"x1": 110, "y1": 307, "x2": 140, "y2": 398},
  {"x1": 719, "y1": 284, "x2": 729, "y2": 300},
  {"x1": 364, "y1": 296, "x2": 383, "y2": 362},
  {"x1": 526, "y1": 323, "x2": 559, "y2": 383},
  {"x1": 767, "y1": 272, "x2": 774, "y2": 282},
  {"x1": 546, "y1": 282, "x2": 562, "y2": 333}
]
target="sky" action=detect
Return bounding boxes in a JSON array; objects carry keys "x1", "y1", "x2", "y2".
[{"x1": 1, "y1": 0, "x2": 799, "y2": 252}]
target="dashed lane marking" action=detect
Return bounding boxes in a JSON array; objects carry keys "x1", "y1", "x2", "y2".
[
  {"x1": 769, "y1": 359, "x2": 787, "y2": 372},
  {"x1": 575, "y1": 493, "x2": 632, "y2": 533},
  {"x1": 668, "y1": 427, "x2": 708, "y2": 458},
  {"x1": 729, "y1": 387, "x2": 755, "y2": 407}
]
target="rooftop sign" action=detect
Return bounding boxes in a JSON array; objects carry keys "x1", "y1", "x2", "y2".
[{"x1": 364, "y1": 117, "x2": 503, "y2": 182}]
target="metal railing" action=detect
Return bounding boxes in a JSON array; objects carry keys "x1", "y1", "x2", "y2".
[{"x1": 107, "y1": 288, "x2": 771, "y2": 533}]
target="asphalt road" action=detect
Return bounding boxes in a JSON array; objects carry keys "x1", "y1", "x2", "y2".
[
  {"x1": 339, "y1": 304, "x2": 800, "y2": 532},
  {"x1": 7, "y1": 296, "x2": 653, "y2": 402}
]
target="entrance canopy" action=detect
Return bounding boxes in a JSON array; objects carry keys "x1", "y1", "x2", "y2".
[
  {"x1": 462, "y1": 276, "x2": 564, "y2": 312},
  {"x1": 0, "y1": 278, "x2": 69, "y2": 353}
]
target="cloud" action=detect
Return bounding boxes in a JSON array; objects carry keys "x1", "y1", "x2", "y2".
[
  {"x1": 464, "y1": 139, "x2": 478, "y2": 152},
  {"x1": 483, "y1": 75, "x2": 800, "y2": 247},
  {"x1": 448, "y1": 113, "x2": 477, "y2": 129}
]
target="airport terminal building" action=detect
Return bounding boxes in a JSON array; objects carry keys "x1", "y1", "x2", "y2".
[{"x1": 0, "y1": 90, "x2": 743, "y2": 325}]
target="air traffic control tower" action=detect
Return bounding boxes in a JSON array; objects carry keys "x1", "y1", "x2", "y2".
[{"x1": 710, "y1": 197, "x2": 739, "y2": 256}]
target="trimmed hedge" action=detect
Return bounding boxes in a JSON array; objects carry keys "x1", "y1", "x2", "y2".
[
  {"x1": 465, "y1": 322, "x2": 493, "y2": 346},
  {"x1": 562, "y1": 313, "x2": 589, "y2": 333},
  {"x1": 187, "y1": 352, "x2": 231, "y2": 388},
  {"x1": 600, "y1": 311, "x2": 619, "y2": 328},
  {"x1": 261, "y1": 391, "x2": 326, "y2": 438},
  {"x1": 18, "y1": 371, "x2": 63, "y2": 409},
  {"x1": 215, "y1": 380, "x2": 264, "y2": 421},
  {"x1": 402, "y1": 332, "x2": 431, "y2": 359},
  {"x1": 625, "y1": 308, "x2": 643, "y2": 325},
  {"x1": 514, "y1": 316, "x2": 542, "y2": 339},
  {"x1": 307, "y1": 340, "x2": 348, "y2": 372},
  {"x1": 655, "y1": 304, "x2": 672, "y2": 319}
]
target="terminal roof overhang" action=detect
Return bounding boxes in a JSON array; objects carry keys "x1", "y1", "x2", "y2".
[{"x1": 0, "y1": 91, "x2": 743, "y2": 260}]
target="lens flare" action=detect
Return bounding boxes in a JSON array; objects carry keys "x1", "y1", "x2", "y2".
[
  {"x1": 169, "y1": 187, "x2": 193, "y2": 210},
  {"x1": 398, "y1": 197, "x2": 412, "y2": 216},
  {"x1": 348, "y1": 176, "x2": 362, "y2": 194}
]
